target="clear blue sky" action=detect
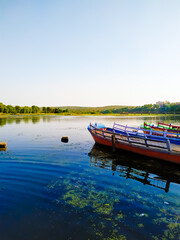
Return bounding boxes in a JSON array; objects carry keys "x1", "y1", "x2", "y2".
[{"x1": 0, "y1": 0, "x2": 180, "y2": 107}]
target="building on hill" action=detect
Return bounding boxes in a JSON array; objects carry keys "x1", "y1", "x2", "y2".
[{"x1": 156, "y1": 101, "x2": 170, "y2": 107}]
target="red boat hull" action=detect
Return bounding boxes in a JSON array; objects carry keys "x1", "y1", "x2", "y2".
[{"x1": 90, "y1": 132, "x2": 180, "y2": 165}]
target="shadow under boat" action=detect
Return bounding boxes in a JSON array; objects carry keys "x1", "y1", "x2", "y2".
[{"x1": 88, "y1": 143, "x2": 180, "y2": 193}]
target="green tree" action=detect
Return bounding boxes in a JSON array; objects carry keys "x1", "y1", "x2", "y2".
[
  {"x1": 21, "y1": 106, "x2": 32, "y2": 114},
  {"x1": 42, "y1": 107, "x2": 47, "y2": 113},
  {"x1": 54, "y1": 108, "x2": 63, "y2": 113},
  {"x1": 3, "y1": 106, "x2": 9, "y2": 113},
  {"x1": 32, "y1": 105, "x2": 40, "y2": 113},
  {"x1": 15, "y1": 105, "x2": 21, "y2": 113},
  {"x1": 7, "y1": 105, "x2": 15, "y2": 114},
  {"x1": 0, "y1": 103, "x2": 5, "y2": 113},
  {"x1": 47, "y1": 107, "x2": 54, "y2": 113}
]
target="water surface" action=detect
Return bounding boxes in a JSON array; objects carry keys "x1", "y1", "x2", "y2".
[{"x1": 0, "y1": 115, "x2": 180, "y2": 240}]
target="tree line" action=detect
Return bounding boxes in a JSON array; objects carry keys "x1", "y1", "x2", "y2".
[
  {"x1": 0, "y1": 102, "x2": 180, "y2": 115},
  {"x1": 101, "y1": 104, "x2": 180, "y2": 114},
  {"x1": 0, "y1": 103, "x2": 68, "y2": 114}
]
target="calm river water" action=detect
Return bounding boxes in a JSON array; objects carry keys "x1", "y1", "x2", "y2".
[{"x1": 0, "y1": 115, "x2": 180, "y2": 240}]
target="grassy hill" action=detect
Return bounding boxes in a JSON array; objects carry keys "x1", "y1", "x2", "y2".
[{"x1": 58, "y1": 105, "x2": 131, "y2": 113}]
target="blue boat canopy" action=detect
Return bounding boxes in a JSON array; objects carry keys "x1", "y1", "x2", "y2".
[{"x1": 88, "y1": 123, "x2": 105, "y2": 130}]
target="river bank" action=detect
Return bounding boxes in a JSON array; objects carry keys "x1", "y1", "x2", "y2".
[{"x1": 0, "y1": 113, "x2": 179, "y2": 118}]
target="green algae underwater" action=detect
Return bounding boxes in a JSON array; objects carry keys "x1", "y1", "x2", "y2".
[{"x1": 0, "y1": 115, "x2": 180, "y2": 240}]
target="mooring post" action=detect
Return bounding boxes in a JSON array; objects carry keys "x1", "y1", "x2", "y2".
[
  {"x1": 0, "y1": 142, "x2": 7, "y2": 150},
  {"x1": 144, "y1": 135, "x2": 148, "y2": 147},
  {"x1": 112, "y1": 134, "x2": 116, "y2": 152},
  {"x1": 166, "y1": 139, "x2": 171, "y2": 151}
]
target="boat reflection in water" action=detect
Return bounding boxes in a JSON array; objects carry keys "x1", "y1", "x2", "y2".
[{"x1": 88, "y1": 144, "x2": 180, "y2": 193}]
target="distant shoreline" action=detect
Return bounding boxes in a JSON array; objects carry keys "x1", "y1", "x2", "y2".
[
  {"x1": 0, "y1": 113, "x2": 179, "y2": 118},
  {"x1": 1, "y1": 103, "x2": 180, "y2": 115}
]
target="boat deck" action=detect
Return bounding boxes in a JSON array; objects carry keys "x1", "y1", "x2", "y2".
[{"x1": 171, "y1": 144, "x2": 180, "y2": 153}]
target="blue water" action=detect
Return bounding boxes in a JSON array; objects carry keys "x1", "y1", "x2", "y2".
[{"x1": 0, "y1": 115, "x2": 180, "y2": 240}]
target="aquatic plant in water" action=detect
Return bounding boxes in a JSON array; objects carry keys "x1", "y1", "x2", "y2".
[{"x1": 46, "y1": 166, "x2": 180, "y2": 239}]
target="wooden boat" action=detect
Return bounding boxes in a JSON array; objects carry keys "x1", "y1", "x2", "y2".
[
  {"x1": 88, "y1": 123, "x2": 180, "y2": 164},
  {"x1": 140, "y1": 122, "x2": 180, "y2": 144},
  {"x1": 112, "y1": 122, "x2": 180, "y2": 145},
  {"x1": 158, "y1": 122, "x2": 180, "y2": 130},
  {"x1": 141, "y1": 122, "x2": 180, "y2": 134}
]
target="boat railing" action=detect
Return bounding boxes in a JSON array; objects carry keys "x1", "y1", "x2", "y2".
[
  {"x1": 143, "y1": 123, "x2": 180, "y2": 134},
  {"x1": 145, "y1": 127, "x2": 180, "y2": 138},
  {"x1": 114, "y1": 122, "x2": 180, "y2": 139},
  {"x1": 158, "y1": 122, "x2": 180, "y2": 130},
  {"x1": 113, "y1": 122, "x2": 142, "y2": 134},
  {"x1": 89, "y1": 124, "x2": 172, "y2": 152}
]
